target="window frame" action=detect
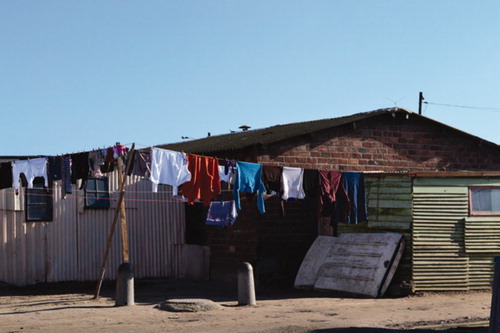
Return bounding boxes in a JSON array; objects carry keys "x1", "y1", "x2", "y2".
[
  {"x1": 25, "y1": 178, "x2": 53, "y2": 222},
  {"x1": 84, "y1": 177, "x2": 111, "y2": 209},
  {"x1": 468, "y1": 186, "x2": 500, "y2": 217}
]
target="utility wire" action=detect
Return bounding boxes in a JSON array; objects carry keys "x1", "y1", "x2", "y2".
[{"x1": 424, "y1": 101, "x2": 500, "y2": 112}]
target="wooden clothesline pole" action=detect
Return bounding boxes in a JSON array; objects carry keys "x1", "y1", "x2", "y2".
[
  {"x1": 93, "y1": 142, "x2": 135, "y2": 299},
  {"x1": 116, "y1": 153, "x2": 130, "y2": 263}
]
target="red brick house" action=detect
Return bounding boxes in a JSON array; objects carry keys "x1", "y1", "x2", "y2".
[{"x1": 161, "y1": 107, "x2": 500, "y2": 290}]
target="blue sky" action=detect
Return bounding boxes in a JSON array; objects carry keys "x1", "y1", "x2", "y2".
[{"x1": 1, "y1": 1, "x2": 499, "y2": 156}]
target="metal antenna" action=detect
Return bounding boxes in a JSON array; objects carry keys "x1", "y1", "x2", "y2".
[{"x1": 386, "y1": 96, "x2": 406, "y2": 107}]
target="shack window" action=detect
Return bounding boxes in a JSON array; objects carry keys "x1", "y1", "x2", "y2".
[
  {"x1": 469, "y1": 186, "x2": 500, "y2": 216},
  {"x1": 85, "y1": 177, "x2": 110, "y2": 209},
  {"x1": 25, "y1": 177, "x2": 53, "y2": 222}
]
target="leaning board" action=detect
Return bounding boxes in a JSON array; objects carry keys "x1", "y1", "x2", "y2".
[
  {"x1": 295, "y1": 233, "x2": 404, "y2": 297},
  {"x1": 294, "y1": 236, "x2": 338, "y2": 289}
]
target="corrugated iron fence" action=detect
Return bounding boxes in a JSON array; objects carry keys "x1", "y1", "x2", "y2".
[{"x1": 0, "y1": 171, "x2": 186, "y2": 286}]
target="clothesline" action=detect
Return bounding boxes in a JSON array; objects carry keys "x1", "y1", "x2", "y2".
[
  {"x1": 2, "y1": 187, "x2": 236, "y2": 195},
  {"x1": 2, "y1": 189, "x2": 257, "y2": 204},
  {"x1": 0, "y1": 145, "x2": 368, "y2": 224}
]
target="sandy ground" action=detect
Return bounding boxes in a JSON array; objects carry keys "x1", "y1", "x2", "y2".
[{"x1": 0, "y1": 279, "x2": 492, "y2": 333}]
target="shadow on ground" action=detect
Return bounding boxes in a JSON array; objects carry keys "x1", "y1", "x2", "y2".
[
  {"x1": 0, "y1": 278, "x2": 374, "y2": 304},
  {"x1": 0, "y1": 278, "x2": 492, "y2": 333},
  {"x1": 312, "y1": 328, "x2": 488, "y2": 333}
]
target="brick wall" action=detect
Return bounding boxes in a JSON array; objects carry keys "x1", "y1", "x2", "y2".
[
  {"x1": 257, "y1": 114, "x2": 500, "y2": 172},
  {"x1": 195, "y1": 195, "x2": 318, "y2": 288}
]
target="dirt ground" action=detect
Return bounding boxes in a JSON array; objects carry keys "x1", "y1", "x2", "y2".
[{"x1": 0, "y1": 279, "x2": 492, "y2": 333}]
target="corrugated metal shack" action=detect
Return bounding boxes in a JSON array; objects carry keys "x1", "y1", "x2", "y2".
[
  {"x1": 341, "y1": 172, "x2": 500, "y2": 292},
  {"x1": 0, "y1": 168, "x2": 187, "y2": 286},
  {"x1": 412, "y1": 172, "x2": 500, "y2": 291}
]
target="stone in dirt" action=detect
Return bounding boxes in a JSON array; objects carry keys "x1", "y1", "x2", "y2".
[{"x1": 155, "y1": 298, "x2": 222, "y2": 312}]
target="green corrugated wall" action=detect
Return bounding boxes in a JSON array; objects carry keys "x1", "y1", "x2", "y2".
[
  {"x1": 338, "y1": 175, "x2": 500, "y2": 291},
  {"x1": 412, "y1": 177, "x2": 500, "y2": 291}
]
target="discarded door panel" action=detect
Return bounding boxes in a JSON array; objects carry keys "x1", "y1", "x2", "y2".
[
  {"x1": 294, "y1": 236, "x2": 338, "y2": 289},
  {"x1": 295, "y1": 233, "x2": 404, "y2": 297}
]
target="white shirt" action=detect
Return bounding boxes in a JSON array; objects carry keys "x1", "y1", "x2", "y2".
[
  {"x1": 281, "y1": 166, "x2": 305, "y2": 200},
  {"x1": 12, "y1": 158, "x2": 48, "y2": 190},
  {"x1": 218, "y1": 165, "x2": 236, "y2": 184},
  {"x1": 150, "y1": 148, "x2": 191, "y2": 195}
]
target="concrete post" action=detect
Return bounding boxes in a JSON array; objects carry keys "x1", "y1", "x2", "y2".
[
  {"x1": 115, "y1": 262, "x2": 134, "y2": 306},
  {"x1": 489, "y1": 256, "x2": 500, "y2": 332},
  {"x1": 238, "y1": 262, "x2": 256, "y2": 306}
]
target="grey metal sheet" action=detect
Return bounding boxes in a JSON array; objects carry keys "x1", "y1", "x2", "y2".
[{"x1": 0, "y1": 169, "x2": 186, "y2": 287}]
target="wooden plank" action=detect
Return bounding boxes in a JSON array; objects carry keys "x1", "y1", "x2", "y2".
[
  {"x1": 116, "y1": 155, "x2": 129, "y2": 263},
  {"x1": 368, "y1": 200, "x2": 412, "y2": 209},
  {"x1": 366, "y1": 215, "x2": 412, "y2": 223},
  {"x1": 367, "y1": 187, "x2": 412, "y2": 195},
  {"x1": 367, "y1": 221, "x2": 411, "y2": 230}
]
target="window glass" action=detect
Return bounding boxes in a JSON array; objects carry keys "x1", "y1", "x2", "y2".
[
  {"x1": 97, "y1": 179, "x2": 108, "y2": 192},
  {"x1": 26, "y1": 177, "x2": 53, "y2": 222},
  {"x1": 85, "y1": 177, "x2": 110, "y2": 208},
  {"x1": 470, "y1": 187, "x2": 500, "y2": 216},
  {"x1": 86, "y1": 180, "x2": 97, "y2": 191}
]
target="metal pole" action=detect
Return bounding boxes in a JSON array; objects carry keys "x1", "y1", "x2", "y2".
[
  {"x1": 489, "y1": 256, "x2": 500, "y2": 332},
  {"x1": 418, "y1": 92, "x2": 424, "y2": 115}
]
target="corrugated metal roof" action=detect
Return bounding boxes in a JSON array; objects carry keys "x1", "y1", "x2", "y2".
[{"x1": 157, "y1": 107, "x2": 499, "y2": 154}]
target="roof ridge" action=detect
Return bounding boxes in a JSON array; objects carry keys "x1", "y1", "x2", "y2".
[{"x1": 158, "y1": 107, "x2": 417, "y2": 153}]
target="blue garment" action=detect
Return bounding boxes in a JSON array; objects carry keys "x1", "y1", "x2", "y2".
[
  {"x1": 335, "y1": 172, "x2": 367, "y2": 224},
  {"x1": 205, "y1": 201, "x2": 238, "y2": 226},
  {"x1": 233, "y1": 161, "x2": 266, "y2": 214}
]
